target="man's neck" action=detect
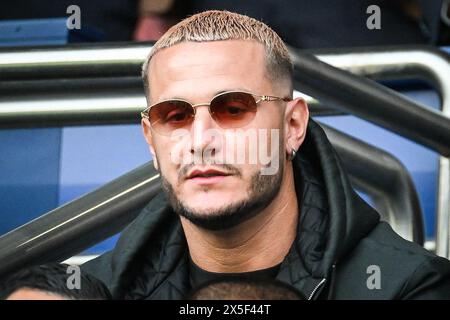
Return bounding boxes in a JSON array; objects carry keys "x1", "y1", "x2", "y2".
[{"x1": 180, "y1": 164, "x2": 299, "y2": 273}]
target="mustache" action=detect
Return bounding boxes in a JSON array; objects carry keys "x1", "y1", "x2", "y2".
[{"x1": 178, "y1": 163, "x2": 242, "y2": 182}]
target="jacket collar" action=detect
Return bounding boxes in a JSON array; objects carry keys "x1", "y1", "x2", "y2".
[{"x1": 277, "y1": 120, "x2": 380, "y2": 299}]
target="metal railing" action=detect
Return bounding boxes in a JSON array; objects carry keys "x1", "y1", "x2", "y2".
[
  {"x1": 0, "y1": 163, "x2": 160, "y2": 277},
  {"x1": 0, "y1": 43, "x2": 337, "y2": 128},
  {"x1": 306, "y1": 47, "x2": 450, "y2": 259}
]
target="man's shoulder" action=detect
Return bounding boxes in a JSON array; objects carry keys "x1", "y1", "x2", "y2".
[
  {"x1": 363, "y1": 221, "x2": 435, "y2": 259},
  {"x1": 333, "y1": 221, "x2": 450, "y2": 299}
]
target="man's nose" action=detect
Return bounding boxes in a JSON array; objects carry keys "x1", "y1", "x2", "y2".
[{"x1": 190, "y1": 106, "x2": 219, "y2": 158}]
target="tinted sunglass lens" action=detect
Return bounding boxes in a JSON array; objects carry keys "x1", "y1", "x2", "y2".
[
  {"x1": 210, "y1": 92, "x2": 257, "y2": 128},
  {"x1": 149, "y1": 100, "x2": 194, "y2": 134}
]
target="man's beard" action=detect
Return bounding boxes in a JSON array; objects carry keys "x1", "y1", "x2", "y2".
[{"x1": 161, "y1": 162, "x2": 284, "y2": 231}]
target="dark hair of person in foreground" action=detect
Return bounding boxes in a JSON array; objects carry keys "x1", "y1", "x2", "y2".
[
  {"x1": 188, "y1": 277, "x2": 305, "y2": 300},
  {"x1": 0, "y1": 263, "x2": 111, "y2": 300}
]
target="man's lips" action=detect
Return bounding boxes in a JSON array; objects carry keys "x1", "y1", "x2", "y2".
[
  {"x1": 185, "y1": 169, "x2": 233, "y2": 185},
  {"x1": 187, "y1": 169, "x2": 231, "y2": 180}
]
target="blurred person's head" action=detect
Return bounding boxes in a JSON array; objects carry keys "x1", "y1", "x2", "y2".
[
  {"x1": 188, "y1": 278, "x2": 305, "y2": 300},
  {"x1": 141, "y1": 10, "x2": 308, "y2": 232},
  {"x1": 0, "y1": 263, "x2": 111, "y2": 300}
]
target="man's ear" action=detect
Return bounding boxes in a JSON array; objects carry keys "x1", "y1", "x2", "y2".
[
  {"x1": 284, "y1": 97, "x2": 309, "y2": 156},
  {"x1": 141, "y1": 118, "x2": 159, "y2": 171}
]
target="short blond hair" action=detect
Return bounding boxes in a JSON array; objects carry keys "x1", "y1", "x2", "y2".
[{"x1": 142, "y1": 10, "x2": 293, "y2": 101}]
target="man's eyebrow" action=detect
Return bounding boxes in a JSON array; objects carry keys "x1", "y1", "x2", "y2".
[
  {"x1": 213, "y1": 88, "x2": 253, "y2": 96},
  {"x1": 158, "y1": 88, "x2": 254, "y2": 102}
]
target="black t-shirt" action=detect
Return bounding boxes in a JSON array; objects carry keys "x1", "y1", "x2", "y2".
[{"x1": 189, "y1": 256, "x2": 281, "y2": 289}]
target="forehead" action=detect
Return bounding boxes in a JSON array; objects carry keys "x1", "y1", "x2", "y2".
[{"x1": 147, "y1": 40, "x2": 270, "y2": 101}]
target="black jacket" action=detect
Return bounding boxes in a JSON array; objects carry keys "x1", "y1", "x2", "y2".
[{"x1": 82, "y1": 119, "x2": 450, "y2": 299}]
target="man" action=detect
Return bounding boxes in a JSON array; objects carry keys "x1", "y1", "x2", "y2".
[
  {"x1": 82, "y1": 10, "x2": 450, "y2": 299},
  {"x1": 0, "y1": 263, "x2": 111, "y2": 300}
]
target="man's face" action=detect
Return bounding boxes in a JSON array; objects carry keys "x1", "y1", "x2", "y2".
[{"x1": 143, "y1": 40, "x2": 288, "y2": 230}]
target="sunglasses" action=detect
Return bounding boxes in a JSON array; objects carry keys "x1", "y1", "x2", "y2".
[{"x1": 141, "y1": 90, "x2": 291, "y2": 136}]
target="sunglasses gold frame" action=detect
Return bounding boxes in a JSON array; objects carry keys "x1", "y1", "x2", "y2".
[{"x1": 141, "y1": 90, "x2": 291, "y2": 134}]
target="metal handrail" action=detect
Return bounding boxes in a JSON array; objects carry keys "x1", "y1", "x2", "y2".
[
  {"x1": 290, "y1": 48, "x2": 450, "y2": 156},
  {"x1": 0, "y1": 162, "x2": 160, "y2": 278},
  {"x1": 0, "y1": 42, "x2": 149, "y2": 79},
  {"x1": 308, "y1": 47, "x2": 450, "y2": 259}
]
